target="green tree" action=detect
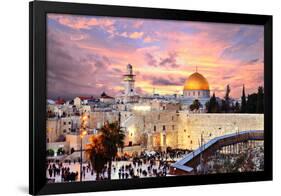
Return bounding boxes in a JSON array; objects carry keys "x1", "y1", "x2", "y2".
[
  {"x1": 57, "y1": 147, "x2": 65, "y2": 155},
  {"x1": 234, "y1": 101, "x2": 240, "y2": 113},
  {"x1": 256, "y1": 86, "x2": 264, "y2": 113},
  {"x1": 206, "y1": 93, "x2": 219, "y2": 113},
  {"x1": 241, "y1": 85, "x2": 247, "y2": 113},
  {"x1": 100, "y1": 121, "x2": 125, "y2": 180},
  {"x1": 190, "y1": 99, "x2": 202, "y2": 111},
  {"x1": 47, "y1": 149, "x2": 54, "y2": 157},
  {"x1": 246, "y1": 93, "x2": 258, "y2": 113}
]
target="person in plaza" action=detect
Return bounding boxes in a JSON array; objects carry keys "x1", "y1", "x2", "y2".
[
  {"x1": 48, "y1": 167, "x2": 53, "y2": 178},
  {"x1": 118, "y1": 170, "x2": 121, "y2": 179}
]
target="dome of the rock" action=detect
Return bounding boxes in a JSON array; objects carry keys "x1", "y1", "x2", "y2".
[
  {"x1": 183, "y1": 71, "x2": 210, "y2": 99},
  {"x1": 183, "y1": 72, "x2": 209, "y2": 91}
]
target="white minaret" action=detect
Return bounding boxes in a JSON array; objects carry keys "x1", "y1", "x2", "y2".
[{"x1": 123, "y1": 64, "x2": 135, "y2": 95}]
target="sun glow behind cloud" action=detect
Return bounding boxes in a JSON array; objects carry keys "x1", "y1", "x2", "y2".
[{"x1": 47, "y1": 14, "x2": 264, "y2": 99}]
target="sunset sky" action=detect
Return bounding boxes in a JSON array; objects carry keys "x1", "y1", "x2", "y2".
[{"x1": 47, "y1": 14, "x2": 264, "y2": 100}]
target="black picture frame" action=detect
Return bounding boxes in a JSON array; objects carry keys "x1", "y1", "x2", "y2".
[{"x1": 29, "y1": 1, "x2": 273, "y2": 195}]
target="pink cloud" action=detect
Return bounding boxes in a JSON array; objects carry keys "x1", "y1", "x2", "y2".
[
  {"x1": 143, "y1": 36, "x2": 157, "y2": 43},
  {"x1": 47, "y1": 15, "x2": 264, "y2": 99},
  {"x1": 132, "y1": 20, "x2": 144, "y2": 28},
  {"x1": 48, "y1": 14, "x2": 116, "y2": 36}
]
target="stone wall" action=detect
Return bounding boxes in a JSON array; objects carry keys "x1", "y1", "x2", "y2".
[
  {"x1": 89, "y1": 111, "x2": 119, "y2": 129},
  {"x1": 120, "y1": 111, "x2": 264, "y2": 151},
  {"x1": 47, "y1": 119, "x2": 62, "y2": 143},
  {"x1": 121, "y1": 110, "x2": 179, "y2": 148},
  {"x1": 177, "y1": 113, "x2": 264, "y2": 150}
]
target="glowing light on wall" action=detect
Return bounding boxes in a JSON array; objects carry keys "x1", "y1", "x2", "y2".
[
  {"x1": 128, "y1": 126, "x2": 136, "y2": 137},
  {"x1": 132, "y1": 105, "x2": 151, "y2": 111}
]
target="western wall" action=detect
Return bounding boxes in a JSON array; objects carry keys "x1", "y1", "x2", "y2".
[
  {"x1": 176, "y1": 112, "x2": 264, "y2": 149},
  {"x1": 121, "y1": 111, "x2": 264, "y2": 151}
]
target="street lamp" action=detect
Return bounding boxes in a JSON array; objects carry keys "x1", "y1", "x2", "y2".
[
  {"x1": 80, "y1": 130, "x2": 87, "y2": 181},
  {"x1": 79, "y1": 113, "x2": 88, "y2": 182}
]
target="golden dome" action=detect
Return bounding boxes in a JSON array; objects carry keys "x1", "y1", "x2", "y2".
[{"x1": 183, "y1": 72, "x2": 210, "y2": 91}]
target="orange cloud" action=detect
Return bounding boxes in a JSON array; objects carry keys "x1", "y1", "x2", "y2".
[{"x1": 129, "y1": 31, "x2": 144, "y2": 39}]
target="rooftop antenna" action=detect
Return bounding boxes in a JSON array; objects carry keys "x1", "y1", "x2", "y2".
[{"x1": 196, "y1": 66, "x2": 198, "y2": 72}]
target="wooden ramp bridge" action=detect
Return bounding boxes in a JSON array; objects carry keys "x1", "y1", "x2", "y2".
[{"x1": 170, "y1": 130, "x2": 264, "y2": 175}]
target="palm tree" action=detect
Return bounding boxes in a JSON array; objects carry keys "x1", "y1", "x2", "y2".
[
  {"x1": 100, "y1": 121, "x2": 125, "y2": 180},
  {"x1": 85, "y1": 134, "x2": 107, "y2": 180}
]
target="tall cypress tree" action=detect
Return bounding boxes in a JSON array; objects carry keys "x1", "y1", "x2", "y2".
[
  {"x1": 241, "y1": 84, "x2": 247, "y2": 113},
  {"x1": 222, "y1": 85, "x2": 231, "y2": 112}
]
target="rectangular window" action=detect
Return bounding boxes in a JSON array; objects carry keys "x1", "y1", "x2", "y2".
[
  {"x1": 163, "y1": 125, "x2": 166, "y2": 131},
  {"x1": 154, "y1": 125, "x2": 156, "y2": 132}
]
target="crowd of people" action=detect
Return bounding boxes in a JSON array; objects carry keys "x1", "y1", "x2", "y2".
[
  {"x1": 47, "y1": 160, "x2": 79, "y2": 182},
  {"x1": 46, "y1": 149, "x2": 190, "y2": 182},
  {"x1": 114, "y1": 155, "x2": 169, "y2": 179}
]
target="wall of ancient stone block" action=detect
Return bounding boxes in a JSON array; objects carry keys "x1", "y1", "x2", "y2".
[{"x1": 176, "y1": 113, "x2": 264, "y2": 150}]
